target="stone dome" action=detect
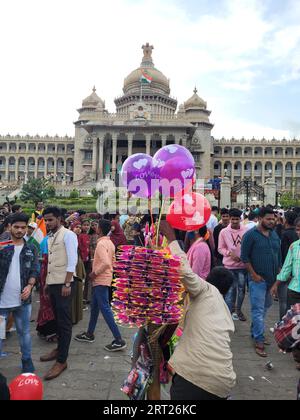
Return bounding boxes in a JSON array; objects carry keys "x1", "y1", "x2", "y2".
[
  {"x1": 82, "y1": 87, "x2": 105, "y2": 109},
  {"x1": 184, "y1": 88, "x2": 207, "y2": 110},
  {"x1": 123, "y1": 43, "x2": 170, "y2": 95}
]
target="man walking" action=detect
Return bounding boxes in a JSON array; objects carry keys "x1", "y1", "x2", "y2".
[
  {"x1": 271, "y1": 216, "x2": 300, "y2": 370},
  {"x1": 40, "y1": 207, "x2": 78, "y2": 380},
  {"x1": 241, "y1": 207, "x2": 281, "y2": 357},
  {"x1": 218, "y1": 209, "x2": 247, "y2": 321},
  {"x1": 276, "y1": 211, "x2": 298, "y2": 320},
  {"x1": 213, "y1": 208, "x2": 230, "y2": 266},
  {"x1": 0, "y1": 213, "x2": 39, "y2": 373},
  {"x1": 75, "y1": 219, "x2": 126, "y2": 351}
]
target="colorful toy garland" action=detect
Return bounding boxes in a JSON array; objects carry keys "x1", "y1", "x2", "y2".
[{"x1": 112, "y1": 245, "x2": 184, "y2": 327}]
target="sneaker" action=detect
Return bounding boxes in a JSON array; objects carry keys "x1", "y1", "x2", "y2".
[
  {"x1": 232, "y1": 313, "x2": 239, "y2": 321},
  {"x1": 74, "y1": 332, "x2": 95, "y2": 343},
  {"x1": 237, "y1": 311, "x2": 247, "y2": 322},
  {"x1": 22, "y1": 358, "x2": 35, "y2": 373},
  {"x1": 104, "y1": 339, "x2": 127, "y2": 352}
]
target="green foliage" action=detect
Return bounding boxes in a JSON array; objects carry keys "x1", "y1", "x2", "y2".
[
  {"x1": 69, "y1": 189, "x2": 80, "y2": 199},
  {"x1": 91, "y1": 188, "x2": 98, "y2": 199},
  {"x1": 279, "y1": 192, "x2": 300, "y2": 209},
  {"x1": 20, "y1": 178, "x2": 56, "y2": 205}
]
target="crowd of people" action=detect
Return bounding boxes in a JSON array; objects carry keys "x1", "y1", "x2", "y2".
[{"x1": 0, "y1": 199, "x2": 300, "y2": 400}]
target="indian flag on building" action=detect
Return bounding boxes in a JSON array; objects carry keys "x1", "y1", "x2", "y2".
[
  {"x1": 29, "y1": 218, "x2": 47, "y2": 250},
  {"x1": 140, "y1": 70, "x2": 152, "y2": 84}
]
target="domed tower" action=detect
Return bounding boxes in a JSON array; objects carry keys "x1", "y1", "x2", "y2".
[
  {"x1": 77, "y1": 86, "x2": 107, "y2": 122},
  {"x1": 182, "y1": 88, "x2": 214, "y2": 180},
  {"x1": 115, "y1": 43, "x2": 177, "y2": 115}
]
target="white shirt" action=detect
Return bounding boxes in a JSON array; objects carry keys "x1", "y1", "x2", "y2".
[
  {"x1": 246, "y1": 221, "x2": 257, "y2": 231},
  {"x1": 0, "y1": 245, "x2": 24, "y2": 309},
  {"x1": 207, "y1": 214, "x2": 218, "y2": 231},
  {"x1": 63, "y1": 230, "x2": 78, "y2": 273}
]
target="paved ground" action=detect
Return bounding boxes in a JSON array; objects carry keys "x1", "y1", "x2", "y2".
[{"x1": 0, "y1": 290, "x2": 299, "y2": 400}]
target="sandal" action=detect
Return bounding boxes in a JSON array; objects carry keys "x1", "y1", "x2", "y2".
[{"x1": 255, "y1": 343, "x2": 267, "y2": 358}]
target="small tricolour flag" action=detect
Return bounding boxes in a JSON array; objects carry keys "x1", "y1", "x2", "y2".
[
  {"x1": 140, "y1": 70, "x2": 152, "y2": 84},
  {"x1": 29, "y1": 218, "x2": 47, "y2": 249}
]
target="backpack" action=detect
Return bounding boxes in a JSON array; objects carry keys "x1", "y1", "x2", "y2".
[{"x1": 274, "y1": 303, "x2": 300, "y2": 352}]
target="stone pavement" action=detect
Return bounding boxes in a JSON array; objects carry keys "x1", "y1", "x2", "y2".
[{"x1": 0, "y1": 290, "x2": 299, "y2": 400}]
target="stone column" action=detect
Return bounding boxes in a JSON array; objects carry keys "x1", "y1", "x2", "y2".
[
  {"x1": 5, "y1": 159, "x2": 9, "y2": 181},
  {"x1": 92, "y1": 136, "x2": 98, "y2": 179},
  {"x1": 34, "y1": 159, "x2": 38, "y2": 179},
  {"x1": 264, "y1": 178, "x2": 276, "y2": 206},
  {"x1": 241, "y1": 162, "x2": 245, "y2": 180},
  {"x1": 146, "y1": 134, "x2": 151, "y2": 155},
  {"x1": 282, "y1": 164, "x2": 286, "y2": 190},
  {"x1": 292, "y1": 163, "x2": 296, "y2": 197},
  {"x1": 54, "y1": 158, "x2": 58, "y2": 180},
  {"x1": 99, "y1": 138, "x2": 104, "y2": 180},
  {"x1": 162, "y1": 135, "x2": 167, "y2": 147},
  {"x1": 112, "y1": 135, "x2": 117, "y2": 181},
  {"x1": 220, "y1": 177, "x2": 231, "y2": 208},
  {"x1": 182, "y1": 135, "x2": 187, "y2": 148},
  {"x1": 262, "y1": 165, "x2": 265, "y2": 186},
  {"x1": 15, "y1": 158, "x2": 19, "y2": 183},
  {"x1": 128, "y1": 134, "x2": 133, "y2": 157},
  {"x1": 24, "y1": 159, "x2": 28, "y2": 183}
]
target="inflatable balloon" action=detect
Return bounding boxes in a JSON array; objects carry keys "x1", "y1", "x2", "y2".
[
  {"x1": 9, "y1": 373, "x2": 43, "y2": 400},
  {"x1": 166, "y1": 191, "x2": 211, "y2": 231},
  {"x1": 152, "y1": 145, "x2": 195, "y2": 197},
  {"x1": 120, "y1": 153, "x2": 158, "y2": 198}
]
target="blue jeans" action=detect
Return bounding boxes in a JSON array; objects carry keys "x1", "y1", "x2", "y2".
[
  {"x1": 0, "y1": 304, "x2": 32, "y2": 360},
  {"x1": 249, "y1": 280, "x2": 273, "y2": 344},
  {"x1": 88, "y1": 286, "x2": 121, "y2": 340},
  {"x1": 225, "y1": 269, "x2": 247, "y2": 313}
]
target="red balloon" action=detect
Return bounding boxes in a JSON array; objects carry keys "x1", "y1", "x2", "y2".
[
  {"x1": 167, "y1": 191, "x2": 211, "y2": 231},
  {"x1": 9, "y1": 373, "x2": 43, "y2": 400}
]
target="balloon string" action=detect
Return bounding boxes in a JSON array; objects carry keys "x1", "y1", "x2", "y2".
[
  {"x1": 156, "y1": 198, "x2": 166, "y2": 248},
  {"x1": 149, "y1": 199, "x2": 154, "y2": 227}
]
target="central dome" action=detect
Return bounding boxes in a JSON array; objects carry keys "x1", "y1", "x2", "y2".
[{"x1": 123, "y1": 43, "x2": 170, "y2": 95}]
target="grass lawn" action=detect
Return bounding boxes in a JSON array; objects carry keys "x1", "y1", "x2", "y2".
[{"x1": 16, "y1": 196, "x2": 98, "y2": 215}]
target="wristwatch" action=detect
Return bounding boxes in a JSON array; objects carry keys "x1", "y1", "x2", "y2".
[{"x1": 64, "y1": 283, "x2": 71, "y2": 288}]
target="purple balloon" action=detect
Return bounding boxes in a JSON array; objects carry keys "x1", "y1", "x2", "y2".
[
  {"x1": 120, "y1": 153, "x2": 158, "y2": 198},
  {"x1": 152, "y1": 145, "x2": 195, "y2": 197}
]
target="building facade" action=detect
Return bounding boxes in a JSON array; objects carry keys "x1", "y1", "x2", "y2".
[{"x1": 0, "y1": 43, "x2": 299, "y2": 195}]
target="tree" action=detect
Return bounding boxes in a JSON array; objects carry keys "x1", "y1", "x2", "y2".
[
  {"x1": 20, "y1": 178, "x2": 56, "y2": 204},
  {"x1": 91, "y1": 188, "x2": 98, "y2": 199},
  {"x1": 69, "y1": 189, "x2": 80, "y2": 199},
  {"x1": 279, "y1": 191, "x2": 300, "y2": 209}
]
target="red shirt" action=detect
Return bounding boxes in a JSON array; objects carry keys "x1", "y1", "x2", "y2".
[{"x1": 78, "y1": 233, "x2": 90, "y2": 262}]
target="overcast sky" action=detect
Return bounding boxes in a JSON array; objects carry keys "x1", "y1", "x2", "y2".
[{"x1": 0, "y1": 0, "x2": 299, "y2": 139}]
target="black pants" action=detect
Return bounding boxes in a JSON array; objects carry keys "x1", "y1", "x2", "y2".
[
  {"x1": 170, "y1": 374, "x2": 227, "y2": 401},
  {"x1": 287, "y1": 289, "x2": 300, "y2": 308},
  {"x1": 48, "y1": 284, "x2": 73, "y2": 364}
]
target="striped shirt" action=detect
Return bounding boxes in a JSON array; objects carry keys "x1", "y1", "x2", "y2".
[{"x1": 277, "y1": 239, "x2": 300, "y2": 293}]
